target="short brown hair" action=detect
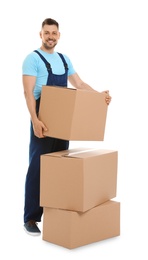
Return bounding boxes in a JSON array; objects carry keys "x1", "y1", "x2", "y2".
[{"x1": 42, "y1": 18, "x2": 59, "y2": 29}]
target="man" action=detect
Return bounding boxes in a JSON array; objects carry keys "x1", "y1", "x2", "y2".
[{"x1": 22, "y1": 18, "x2": 111, "y2": 236}]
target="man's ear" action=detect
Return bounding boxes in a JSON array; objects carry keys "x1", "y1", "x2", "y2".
[
  {"x1": 39, "y1": 31, "x2": 42, "y2": 39},
  {"x1": 58, "y1": 32, "x2": 61, "y2": 39}
]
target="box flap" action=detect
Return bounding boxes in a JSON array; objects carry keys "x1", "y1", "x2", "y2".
[{"x1": 42, "y1": 148, "x2": 117, "y2": 159}]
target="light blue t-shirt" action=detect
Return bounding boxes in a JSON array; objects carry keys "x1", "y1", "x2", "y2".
[{"x1": 22, "y1": 48, "x2": 76, "y2": 100}]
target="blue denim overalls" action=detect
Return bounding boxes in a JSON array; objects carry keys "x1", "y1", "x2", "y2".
[{"x1": 24, "y1": 51, "x2": 69, "y2": 223}]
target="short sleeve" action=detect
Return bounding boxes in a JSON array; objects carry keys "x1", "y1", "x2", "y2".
[{"x1": 22, "y1": 53, "x2": 38, "y2": 76}]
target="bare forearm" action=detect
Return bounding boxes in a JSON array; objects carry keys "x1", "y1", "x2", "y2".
[
  {"x1": 76, "y1": 81, "x2": 96, "y2": 91},
  {"x1": 22, "y1": 75, "x2": 38, "y2": 122},
  {"x1": 68, "y1": 73, "x2": 95, "y2": 91},
  {"x1": 24, "y1": 92, "x2": 38, "y2": 123}
]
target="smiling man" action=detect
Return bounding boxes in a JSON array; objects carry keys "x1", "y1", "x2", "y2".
[
  {"x1": 22, "y1": 18, "x2": 111, "y2": 236},
  {"x1": 41, "y1": 22, "x2": 59, "y2": 50}
]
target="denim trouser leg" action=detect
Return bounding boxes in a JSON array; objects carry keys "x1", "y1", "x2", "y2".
[{"x1": 24, "y1": 122, "x2": 69, "y2": 223}]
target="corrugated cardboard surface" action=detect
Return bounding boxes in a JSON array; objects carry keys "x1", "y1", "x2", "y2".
[
  {"x1": 38, "y1": 86, "x2": 108, "y2": 141},
  {"x1": 42, "y1": 200, "x2": 120, "y2": 249},
  {"x1": 40, "y1": 148, "x2": 118, "y2": 212}
]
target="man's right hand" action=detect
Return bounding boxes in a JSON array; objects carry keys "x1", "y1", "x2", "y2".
[{"x1": 32, "y1": 118, "x2": 48, "y2": 138}]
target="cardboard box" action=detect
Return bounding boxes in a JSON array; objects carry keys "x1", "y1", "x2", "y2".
[
  {"x1": 38, "y1": 86, "x2": 108, "y2": 141},
  {"x1": 40, "y1": 148, "x2": 118, "y2": 212},
  {"x1": 42, "y1": 200, "x2": 120, "y2": 249}
]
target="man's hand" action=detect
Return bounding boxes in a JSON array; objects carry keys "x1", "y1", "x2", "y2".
[
  {"x1": 102, "y1": 90, "x2": 112, "y2": 105},
  {"x1": 32, "y1": 118, "x2": 48, "y2": 138}
]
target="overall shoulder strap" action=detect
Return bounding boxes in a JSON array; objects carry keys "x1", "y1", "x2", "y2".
[
  {"x1": 34, "y1": 50, "x2": 51, "y2": 71},
  {"x1": 57, "y1": 52, "x2": 68, "y2": 70}
]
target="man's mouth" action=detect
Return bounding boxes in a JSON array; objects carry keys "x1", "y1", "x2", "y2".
[{"x1": 48, "y1": 39, "x2": 54, "y2": 44}]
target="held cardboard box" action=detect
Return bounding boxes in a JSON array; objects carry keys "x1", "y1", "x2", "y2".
[
  {"x1": 42, "y1": 200, "x2": 120, "y2": 249},
  {"x1": 40, "y1": 148, "x2": 118, "y2": 212},
  {"x1": 38, "y1": 86, "x2": 108, "y2": 141}
]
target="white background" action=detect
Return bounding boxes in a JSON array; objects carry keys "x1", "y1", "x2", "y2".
[{"x1": 0, "y1": 0, "x2": 148, "y2": 258}]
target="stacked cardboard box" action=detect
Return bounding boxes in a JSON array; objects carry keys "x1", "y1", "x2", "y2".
[{"x1": 39, "y1": 86, "x2": 120, "y2": 249}]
